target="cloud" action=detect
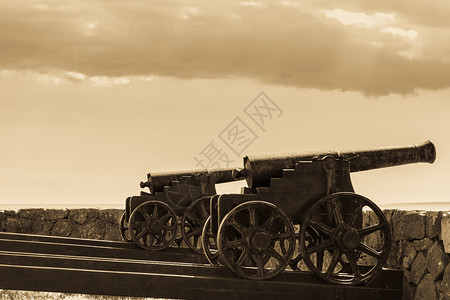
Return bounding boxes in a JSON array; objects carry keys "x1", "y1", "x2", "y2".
[{"x1": 0, "y1": 0, "x2": 449, "y2": 95}]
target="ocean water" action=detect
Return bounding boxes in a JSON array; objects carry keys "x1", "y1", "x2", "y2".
[
  {"x1": 379, "y1": 202, "x2": 450, "y2": 211},
  {"x1": 2, "y1": 202, "x2": 450, "y2": 212}
]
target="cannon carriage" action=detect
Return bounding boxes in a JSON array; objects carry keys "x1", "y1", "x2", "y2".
[
  {"x1": 120, "y1": 168, "x2": 238, "y2": 252},
  {"x1": 202, "y1": 140, "x2": 436, "y2": 284},
  {"x1": 121, "y1": 140, "x2": 435, "y2": 285}
]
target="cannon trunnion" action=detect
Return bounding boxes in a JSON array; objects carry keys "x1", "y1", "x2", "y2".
[{"x1": 121, "y1": 141, "x2": 436, "y2": 286}]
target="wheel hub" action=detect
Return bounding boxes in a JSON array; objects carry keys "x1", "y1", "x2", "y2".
[
  {"x1": 340, "y1": 229, "x2": 360, "y2": 250},
  {"x1": 251, "y1": 232, "x2": 271, "y2": 251},
  {"x1": 148, "y1": 219, "x2": 164, "y2": 233}
]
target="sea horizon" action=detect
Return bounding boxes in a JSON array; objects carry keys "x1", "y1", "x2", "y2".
[{"x1": 1, "y1": 202, "x2": 450, "y2": 212}]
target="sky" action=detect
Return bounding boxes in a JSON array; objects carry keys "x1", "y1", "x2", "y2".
[{"x1": 0, "y1": 0, "x2": 449, "y2": 210}]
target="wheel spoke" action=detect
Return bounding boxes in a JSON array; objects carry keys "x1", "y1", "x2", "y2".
[
  {"x1": 135, "y1": 228, "x2": 148, "y2": 239},
  {"x1": 133, "y1": 220, "x2": 147, "y2": 228},
  {"x1": 163, "y1": 224, "x2": 176, "y2": 230},
  {"x1": 262, "y1": 212, "x2": 277, "y2": 231},
  {"x1": 347, "y1": 251, "x2": 361, "y2": 279},
  {"x1": 307, "y1": 219, "x2": 333, "y2": 236},
  {"x1": 325, "y1": 249, "x2": 340, "y2": 278},
  {"x1": 348, "y1": 201, "x2": 364, "y2": 228},
  {"x1": 153, "y1": 204, "x2": 158, "y2": 218},
  {"x1": 223, "y1": 238, "x2": 244, "y2": 250},
  {"x1": 156, "y1": 232, "x2": 166, "y2": 243},
  {"x1": 236, "y1": 248, "x2": 251, "y2": 266},
  {"x1": 316, "y1": 251, "x2": 324, "y2": 271},
  {"x1": 229, "y1": 219, "x2": 246, "y2": 234},
  {"x1": 200, "y1": 201, "x2": 209, "y2": 218},
  {"x1": 249, "y1": 207, "x2": 257, "y2": 230},
  {"x1": 254, "y1": 253, "x2": 265, "y2": 279},
  {"x1": 193, "y1": 235, "x2": 200, "y2": 248},
  {"x1": 330, "y1": 199, "x2": 345, "y2": 229},
  {"x1": 185, "y1": 227, "x2": 203, "y2": 238},
  {"x1": 358, "y1": 242, "x2": 381, "y2": 259},
  {"x1": 147, "y1": 234, "x2": 155, "y2": 246},
  {"x1": 140, "y1": 208, "x2": 151, "y2": 222},
  {"x1": 290, "y1": 253, "x2": 303, "y2": 269},
  {"x1": 270, "y1": 232, "x2": 293, "y2": 240},
  {"x1": 358, "y1": 223, "x2": 386, "y2": 237},
  {"x1": 160, "y1": 212, "x2": 172, "y2": 222},
  {"x1": 185, "y1": 211, "x2": 203, "y2": 225},
  {"x1": 268, "y1": 247, "x2": 284, "y2": 263},
  {"x1": 305, "y1": 239, "x2": 333, "y2": 255}
]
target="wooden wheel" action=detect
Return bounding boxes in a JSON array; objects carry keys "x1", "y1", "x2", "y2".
[
  {"x1": 289, "y1": 226, "x2": 321, "y2": 270},
  {"x1": 119, "y1": 212, "x2": 133, "y2": 243},
  {"x1": 181, "y1": 197, "x2": 210, "y2": 254},
  {"x1": 217, "y1": 201, "x2": 295, "y2": 280},
  {"x1": 201, "y1": 216, "x2": 223, "y2": 265},
  {"x1": 129, "y1": 201, "x2": 178, "y2": 251},
  {"x1": 300, "y1": 192, "x2": 391, "y2": 285}
]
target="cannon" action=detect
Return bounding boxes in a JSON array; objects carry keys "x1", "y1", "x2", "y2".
[
  {"x1": 201, "y1": 141, "x2": 435, "y2": 285},
  {"x1": 120, "y1": 167, "x2": 239, "y2": 253}
]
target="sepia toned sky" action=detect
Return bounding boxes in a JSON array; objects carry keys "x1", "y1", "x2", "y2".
[{"x1": 1, "y1": 0, "x2": 449, "y2": 209}]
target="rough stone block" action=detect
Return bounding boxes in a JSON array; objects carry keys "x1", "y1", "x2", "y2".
[
  {"x1": 104, "y1": 223, "x2": 122, "y2": 241},
  {"x1": 386, "y1": 241, "x2": 402, "y2": 269},
  {"x1": 392, "y1": 210, "x2": 406, "y2": 242},
  {"x1": 392, "y1": 210, "x2": 425, "y2": 241},
  {"x1": 403, "y1": 276, "x2": 417, "y2": 300},
  {"x1": 20, "y1": 218, "x2": 33, "y2": 233},
  {"x1": 44, "y1": 209, "x2": 68, "y2": 221},
  {"x1": 42, "y1": 221, "x2": 54, "y2": 235},
  {"x1": 415, "y1": 273, "x2": 436, "y2": 300},
  {"x1": 411, "y1": 251, "x2": 427, "y2": 285},
  {"x1": 18, "y1": 209, "x2": 45, "y2": 220},
  {"x1": 99, "y1": 209, "x2": 123, "y2": 224},
  {"x1": 4, "y1": 210, "x2": 17, "y2": 217},
  {"x1": 405, "y1": 211, "x2": 426, "y2": 240},
  {"x1": 0, "y1": 212, "x2": 6, "y2": 231},
  {"x1": 5, "y1": 218, "x2": 22, "y2": 232},
  {"x1": 403, "y1": 241, "x2": 418, "y2": 270},
  {"x1": 441, "y1": 264, "x2": 450, "y2": 298},
  {"x1": 383, "y1": 209, "x2": 395, "y2": 224},
  {"x1": 415, "y1": 238, "x2": 435, "y2": 252},
  {"x1": 69, "y1": 209, "x2": 99, "y2": 225},
  {"x1": 427, "y1": 211, "x2": 443, "y2": 238},
  {"x1": 51, "y1": 219, "x2": 74, "y2": 237},
  {"x1": 436, "y1": 281, "x2": 443, "y2": 292},
  {"x1": 427, "y1": 241, "x2": 449, "y2": 280},
  {"x1": 78, "y1": 219, "x2": 105, "y2": 240},
  {"x1": 440, "y1": 214, "x2": 450, "y2": 253}
]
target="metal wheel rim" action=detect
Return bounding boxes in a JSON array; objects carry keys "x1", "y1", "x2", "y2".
[
  {"x1": 119, "y1": 212, "x2": 133, "y2": 243},
  {"x1": 300, "y1": 192, "x2": 391, "y2": 285},
  {"x1": 181, "y1": 197, "x2": 210, "y2": 254},
  {"x1": 217, "y1": 201, "x2": 296, "y2": 280},
  {"x1": 201, "y1": 216, "x2": 222, "y2": 265},
  {"x1": 129, "y1": 200, "x2": 178, "y2": 251}
]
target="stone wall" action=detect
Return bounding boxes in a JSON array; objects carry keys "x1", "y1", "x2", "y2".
[
  {"x1": 0, "y1": 208, "x2": 124, "y2": 241},
  {"x1": 1, "y1": 208, "x2": 450, "y2": 299},
  {"x1": 379, "y1": 210, "x2": 450, "y2": 300}
]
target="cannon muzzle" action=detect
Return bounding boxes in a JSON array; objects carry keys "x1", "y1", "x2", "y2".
[{"x1": 234, "y1": 140, "x2": 436, "y2": 189}]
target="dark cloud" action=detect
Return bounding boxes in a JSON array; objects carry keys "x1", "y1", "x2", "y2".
[{"x1": 1, "y1": 0, "x2": 449, "y2": 95}]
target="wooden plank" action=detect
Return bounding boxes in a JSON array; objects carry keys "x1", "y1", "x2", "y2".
[
  {"x1": 0, "y1": 250, "x2": 403, "y2": 290},
  {"x1": 0, "y1": 232, "x2": 403, "y2": 298},
  {"x1": 0, "y1": 232, "x2": 137, "y2": 249},
  {"x1": 0, "y1": 264, "x2": 402, "y2": 300},
  {"x1": 0, "y1": 238, "x2": 208, "y2": 264}
]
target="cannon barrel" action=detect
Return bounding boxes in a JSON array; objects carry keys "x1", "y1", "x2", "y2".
[
  {"x1": 233, "y1": 140, "x2": 436, "y2": 189},
  {"x1": 140, "y1": 167, "x2": 238, "y2": 194}
]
